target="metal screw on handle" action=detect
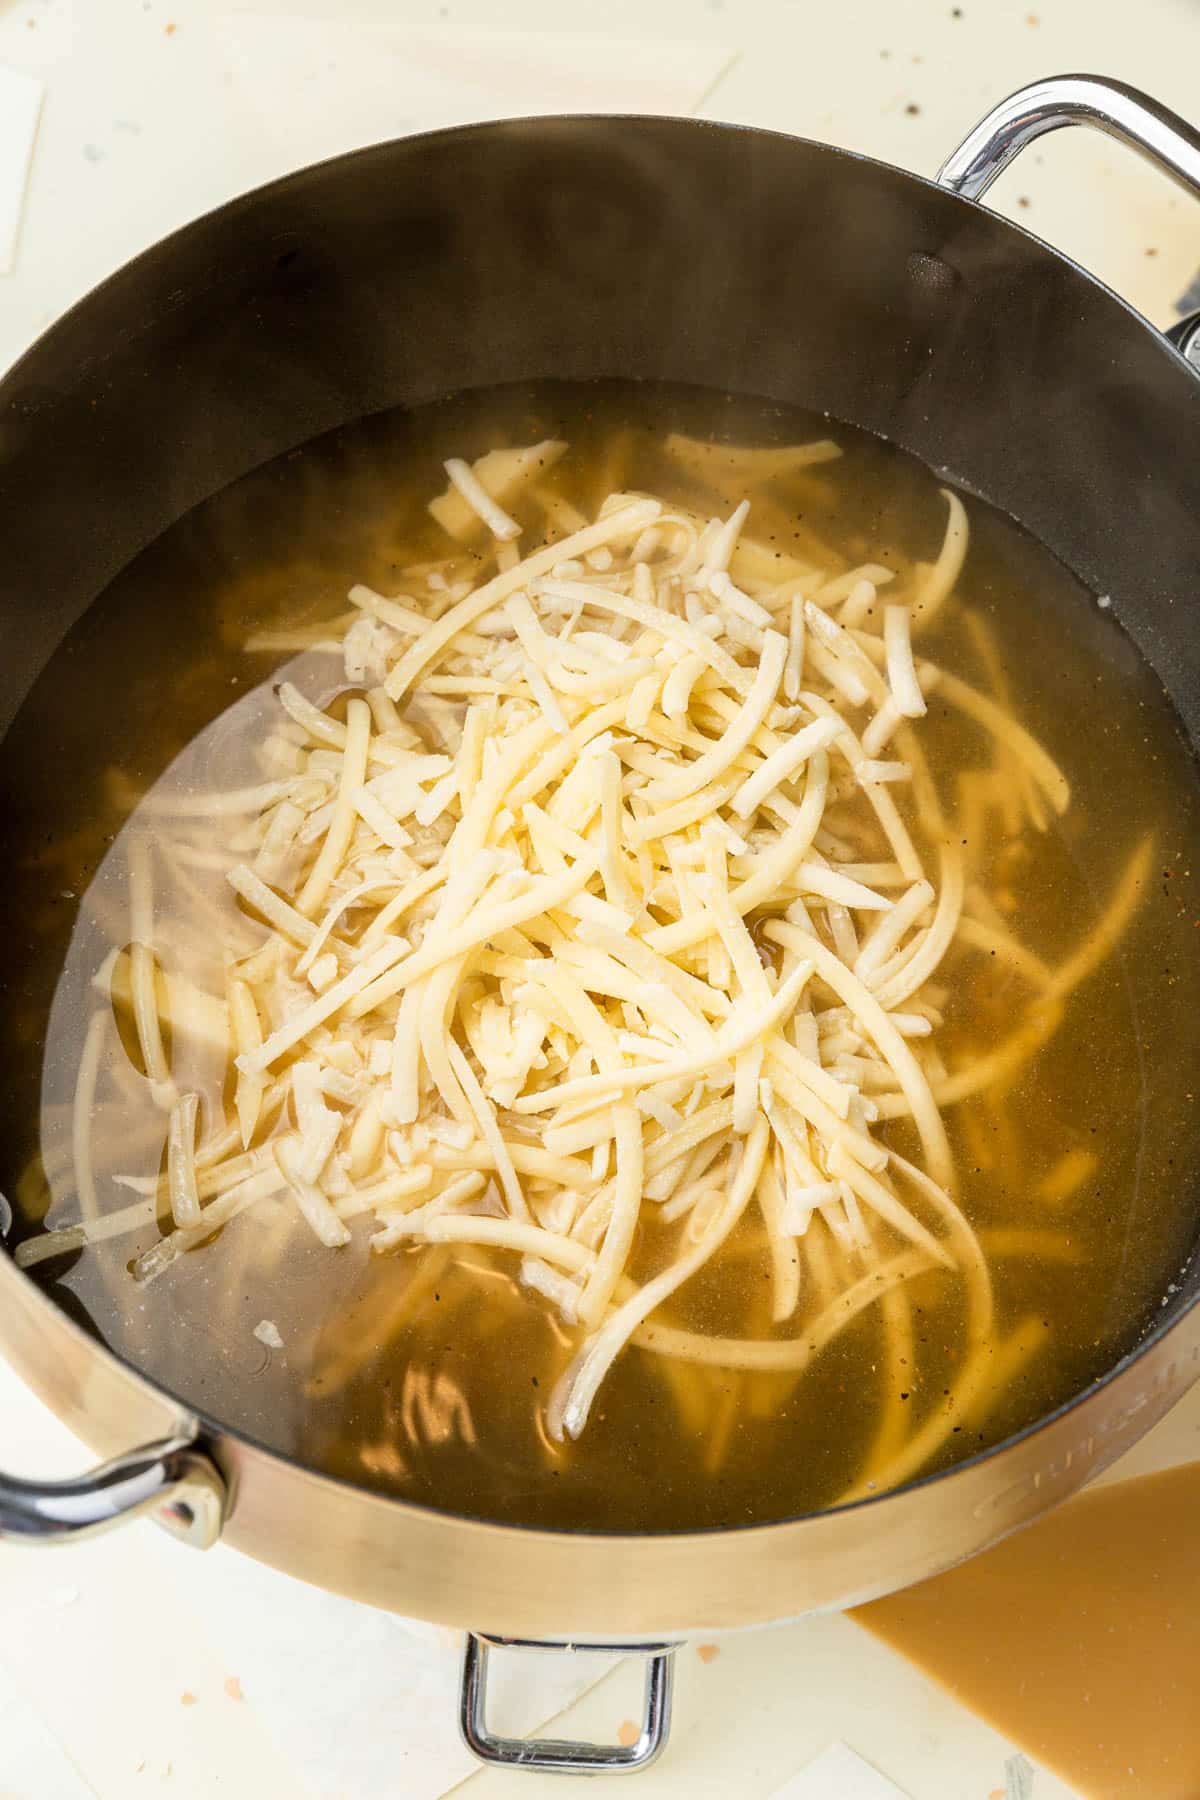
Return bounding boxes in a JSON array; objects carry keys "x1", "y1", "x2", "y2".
[
  {"x1": 460, "y1": 1634, "x2": 677, "y2": 1775},
  {"x1": 935, "y1": 73, "x2": 1200, "y2": 204}
]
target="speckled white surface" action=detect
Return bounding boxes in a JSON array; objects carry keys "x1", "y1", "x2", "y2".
[
  {"x1": 770, "y1": 1742, "x2": 914, "y2": 1800},
  {"x1": 0, "y1": 62, "x2": 41, "y2": 274},
  {"x1": 1, "y1": 3, "x2": 1199, "y2": 1795}
]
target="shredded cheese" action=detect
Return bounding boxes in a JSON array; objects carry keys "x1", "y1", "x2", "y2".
[
  {"x1": 884, "y1": 603, "x2": 926, "y2": 719},
  {"x1": 166, "y1": 1093, "x2": 202, "y2": 1229},
  {"x1": 42, "y1": 431, "x2": 1125, "y2": 1480}
]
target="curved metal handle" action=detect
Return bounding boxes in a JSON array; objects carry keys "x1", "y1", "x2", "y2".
[
  {"x1": 460, "y1": 1634, "x2": 676, "y2": 1775},
  {"x1": 936, "y1": 73, "x2": 1200, "y2": 203},
  {"x1": 1166, "y1": 311, "x2": 1200, "y2": 369},
  {"x1": 0, "y1": 1433, "x2": 226, "y2": 1550}
]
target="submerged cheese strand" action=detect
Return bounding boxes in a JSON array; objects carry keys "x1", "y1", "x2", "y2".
[
  {"x1": 166, "y1": 1093, "x2": 202, "y2": 1229},
  {"x1": 911, "y1": 487, "x2": 968, "y2": 633},
  {"x1": 128, "y1": 836, "x2": 173, "y2": 1104},
  {"x1": 298, "y1": 698, "x2": 372, "y2": 917},
  {"x1": 548, "y1": 1116, "x2": 770, "y2": 1439}
]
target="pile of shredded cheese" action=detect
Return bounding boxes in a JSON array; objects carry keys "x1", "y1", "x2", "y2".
[{"x1": 21, "y1": 430, "x2": 1154, "y2": 1480}]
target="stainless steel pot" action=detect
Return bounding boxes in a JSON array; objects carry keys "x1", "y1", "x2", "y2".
[{"x1": 2, "y1": 74, "x2": 1200, "y2": 1776}]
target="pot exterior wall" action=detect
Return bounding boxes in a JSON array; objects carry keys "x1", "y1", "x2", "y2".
[{"x1": 4, "y1": 1251, "x2": 1199, "y2": 1637}]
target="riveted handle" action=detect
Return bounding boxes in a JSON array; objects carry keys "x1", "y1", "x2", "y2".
[
  {"x1": 936, "y1": 74, "x2": 1200, "y2": 370},
  {"x1": 0, "y1": 1433, "x2": 226, "y2": 1550}
]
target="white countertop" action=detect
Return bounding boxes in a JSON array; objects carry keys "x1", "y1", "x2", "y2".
[{"x1": 1, "y1": 4, "x2": 1199, "y2": 1796}]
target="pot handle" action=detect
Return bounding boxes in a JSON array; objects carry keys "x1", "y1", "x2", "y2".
[
  {"x1": 460, "y1": 1633, "x2": 676, "y2": 1775},
  {"x1": 0, "y1": 1432, "x2": 226, "y2": 1550},
  {"x1": 936, "y1": 73, "x2": 1200, "y2": 364}
]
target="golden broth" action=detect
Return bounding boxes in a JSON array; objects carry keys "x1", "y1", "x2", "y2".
[{"x1": 5, "y1": 379, "x2": 1200, "y2": 1531}]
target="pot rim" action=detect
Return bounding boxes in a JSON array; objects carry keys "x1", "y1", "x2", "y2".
[{"x1": 6, "y1": 108, "x2": 1198, "y2": 397}]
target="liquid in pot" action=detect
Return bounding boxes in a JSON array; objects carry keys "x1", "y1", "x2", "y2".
[{"x1": 4, "y1": 379, "x2": 1200, "y2": 1531}]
